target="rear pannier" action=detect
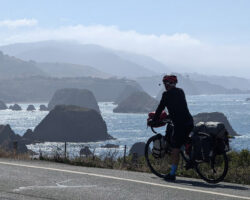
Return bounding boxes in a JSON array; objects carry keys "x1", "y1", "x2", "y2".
[
  {"x1": 194, "y1": 122, "x2": 228, "y2": 139},
  {"x1": 192, "y1": 132, "x2": 213, "y2": 162},
  {"x1": 192, "y1": 122, "x2": 230, "y2": 161}
]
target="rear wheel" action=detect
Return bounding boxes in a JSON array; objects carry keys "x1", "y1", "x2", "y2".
[
  {"x1": 145, "y1": 135, "x2": 171, "y2": 178},
  {"x1": 195, "y1": 152, "x2": 228, "y2": 184}
]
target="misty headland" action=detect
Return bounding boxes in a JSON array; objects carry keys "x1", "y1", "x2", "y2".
[{"x1": 0, "y1": 40, "x2": 249, "y2": 103}]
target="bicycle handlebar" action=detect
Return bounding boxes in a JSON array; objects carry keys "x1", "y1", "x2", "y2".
[
  {"x1": 151, "y1": 126, "x2": 158, "y2": 134},
  {"x1": 150, "y1": 119, "x2": 172, "y2": 134}
]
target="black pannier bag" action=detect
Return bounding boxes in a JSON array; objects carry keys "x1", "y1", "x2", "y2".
[
  {"x1": 214, "y1": 138, "x2": 229, "y2": 154},
  {"x1": 192, "y1": 132, "x2": 213, "y2": 162},
  {"x1": 193, "y1": 122, "x2": 230, "y2": 156},
  {"x1": 152, "y1": 134, "x2": 167, "y2": 158}
]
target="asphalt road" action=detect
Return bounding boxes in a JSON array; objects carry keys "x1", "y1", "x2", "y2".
[{"x1": 0, "y1": 158, "x2": 249, "y2": 200}]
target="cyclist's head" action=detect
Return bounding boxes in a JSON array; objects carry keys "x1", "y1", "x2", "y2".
[{"x1": 162, "y1": 75, "x2": 177, "y2": 90}]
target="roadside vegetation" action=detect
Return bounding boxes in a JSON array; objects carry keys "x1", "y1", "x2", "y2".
[
  {"x1": 38, "y1": 149, "x2": 250, "y2": 185},
  {"x1": 0, "y1": 147, "x2": 249, "y2": 185},
  {"x1": 0, "y1": 148, "x2": 30, "y2": 159}
]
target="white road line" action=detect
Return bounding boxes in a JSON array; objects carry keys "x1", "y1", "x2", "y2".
[
  {"x1": 0, "y1": 161, "x2": 249, "y2": 200},
  {"x1": 13, "y1": 184, "x2": 96, "y2": 192}
]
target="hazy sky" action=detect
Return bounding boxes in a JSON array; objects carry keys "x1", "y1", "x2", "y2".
[{"x1": 0, "y1": 0, "x2": 250, "y2": 78}]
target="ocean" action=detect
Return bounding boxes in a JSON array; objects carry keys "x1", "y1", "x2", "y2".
[{"x1": 0, "y1": 94, "x2": 249, "y2": 157}]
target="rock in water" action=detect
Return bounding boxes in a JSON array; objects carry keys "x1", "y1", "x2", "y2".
[
  {"x1": 80, "y1": 146, "x2": 93, "y2": 156},
  {"x1": 0, "y1": 100, "x2": 7, "y2": 110},
  {"x1": 9, "y1": 104, "x2": 22, "y2": 111},
  {"x1": 0, "y1": 124, "x2": 27, "y2": 153},
  {"x1": 113, "y1": 91, "x2": 159, "y2": 113},
  {"x1": 48, "y1": 88, "x2": 100, "y2": 112},
  {"x1": 22, "y1": 129, "x2": 38, "y2": 144},
  {"x1": 101, "y1": 144, "x2": 119, "y2": 148},
  {"x1": 193, "y1": 112, "x2": 238, "y2": 136},
  {"x1": 25, "y1": 105, "x2": 113, "y2": 142},
  {"x1": 114, "y1": 85, "x2": 142, "y2": 104},
  {"x1": 39, "y1": 104, "x2": 49, "y2": 111},
  {"x1": 27, "y1": 105, "x2": 36, "y2": 111},
  {"x1": 129, "y1": 142, "x2": 147, "y2": 157}
]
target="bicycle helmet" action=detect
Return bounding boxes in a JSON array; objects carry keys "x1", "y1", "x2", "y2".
[{"x1": 162, "y1": 75, "x2": 178, "y2": 85}]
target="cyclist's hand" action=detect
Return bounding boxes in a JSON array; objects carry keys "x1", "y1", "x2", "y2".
[{"x1": 147, "y1": 119, "x2": 156, "y2": 127}]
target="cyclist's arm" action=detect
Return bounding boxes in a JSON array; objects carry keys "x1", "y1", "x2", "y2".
[{"x1": 153, "y1": 92, "x2": 166, "y2": 121}]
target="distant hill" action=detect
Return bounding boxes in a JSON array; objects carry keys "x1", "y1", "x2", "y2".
[
  {"x1": 185, "y1": 73, "x2": 250, "y2": 91},
  {"x1": 115, "y1": 51, "x2": 170, "y2": 74},
  {"x1": 0, "y1": 76, "x2": 143, "y2": 103},
  {"x1": 135, "y1": 74, "x2": 250, "y2": 97},
  {"x1": 0, "y1": 41, "x2": 159, "y2": 78},
  {"x1": 0, "y1": 50, "x2": 111, "y2": 79},
  {"x1": 36, "y1": 62, "x2": 111, "y2": 78},
  {"x1": 0, "y1": 51, "x2": 46, "y2": 79}
]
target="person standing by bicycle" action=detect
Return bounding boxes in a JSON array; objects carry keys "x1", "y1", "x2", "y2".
[{"x1": 148, "y1": 75, "x2": 194, "y2": 181}]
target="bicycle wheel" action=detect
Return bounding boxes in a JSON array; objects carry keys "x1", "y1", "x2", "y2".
[
  {"x1": 145, "y1": 135, "x2": 171, "y2": 178},
  {"x1": 195, "y1": 152, "x2": 228, "y2": 184}
]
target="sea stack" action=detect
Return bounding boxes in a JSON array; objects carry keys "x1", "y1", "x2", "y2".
[
  {"x1": 0, "y1": 124, "x2": 28, "y2": 153},
  {"x1": 27, "y1": 105, "x2": 36, "y2": 111},
  {"x1": 24, "y1": 105, "x2": 113, "y2": 143},
  {"x1": 9, "y1": 104, "x2": 22, "y2": 111},
  {"x1": 48, "y1": 88, "x2": 100, "y2": 112},
  {"x1": 113, "y1": 91, "x2": 159, "y2": 113},
  {"x1": 39, "y1": 105, "x2": 49, "y2": 111},
  {"x1": 0, "y1": 100, "x2": 7, "y2": 110},
  {"x1": 114, "y1": 85, "x2": 142, "y2": 104}
]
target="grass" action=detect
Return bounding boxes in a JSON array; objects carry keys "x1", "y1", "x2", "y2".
[
  {"x1": 0, "y1": 148, "x2": 30, "y2": 160},
  {"x1": 38, "y1": 149, "x2": 250, "y2": 185},
  {"x1": 1, "y1": 147, "x2": 249, "y2": 185}
]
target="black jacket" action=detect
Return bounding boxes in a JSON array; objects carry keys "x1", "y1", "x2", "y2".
[{"x1": 153, "y1": 87, "x2": 193, "y2": 126}]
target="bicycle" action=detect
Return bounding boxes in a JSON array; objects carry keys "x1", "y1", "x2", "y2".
[{"x1": 145, "y1": 118, "x2": 229, "y2": 184}]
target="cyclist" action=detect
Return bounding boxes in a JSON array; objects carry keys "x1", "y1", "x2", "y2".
[{"x1": 148, "y1": 75, "x2": 194, "y2": 181}]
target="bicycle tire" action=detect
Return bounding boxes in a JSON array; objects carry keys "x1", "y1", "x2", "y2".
[
  {"x1": 145, "y1": 135, "x2": 171, "y2": 178},
  {"x1": 195, "y1": 152, "x2": 228, "y2": 184}
]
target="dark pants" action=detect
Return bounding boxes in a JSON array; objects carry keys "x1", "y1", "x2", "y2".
[{"x1": 168, "y1": 123, "x2": 194, "y2": 149}]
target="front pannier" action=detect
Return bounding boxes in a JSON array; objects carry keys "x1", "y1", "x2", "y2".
[
  {"x1": 152, "y1": 134, "x2": 167, "y2": 158},
  {"x1": 147, "y1": 111, "x2": 168, "y2": 128}
]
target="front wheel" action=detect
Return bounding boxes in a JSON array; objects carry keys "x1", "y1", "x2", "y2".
[
  {"x1": 145, "y1": 135, "x2": 171, "y2": 178},
  {"x1": 195, "y1": 152, "x2": 228, "y2": 184}
]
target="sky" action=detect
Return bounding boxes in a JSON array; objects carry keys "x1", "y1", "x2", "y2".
[{"x1": 0, "y1": 0, "x2": 250, "y2": 78}]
